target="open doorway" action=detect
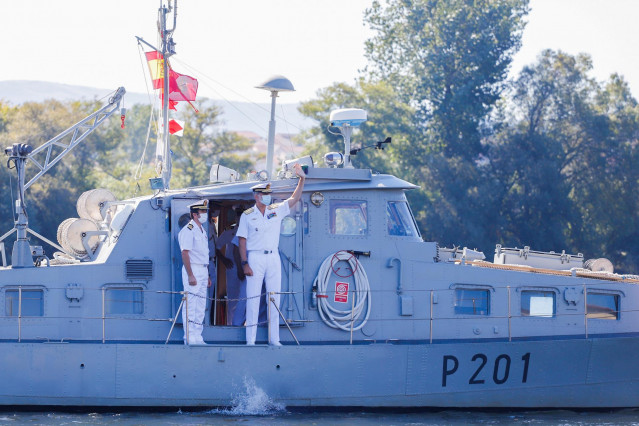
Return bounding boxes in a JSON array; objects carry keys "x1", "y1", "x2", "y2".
[{"x1": 207, "y1": 200, "x2": 251, "y2": 326}]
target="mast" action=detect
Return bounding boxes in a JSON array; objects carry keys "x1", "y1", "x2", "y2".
[{"x1": 160, "y1": 0, "x2": 177, "y2": 190}]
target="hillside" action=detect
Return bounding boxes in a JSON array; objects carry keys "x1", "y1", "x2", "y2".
[{"x1": 0, "y1": 80, "x2": 315, "y2": 137}]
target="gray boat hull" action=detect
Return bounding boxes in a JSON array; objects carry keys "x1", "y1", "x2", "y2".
[{"x1": 2, "y1": 335, "x2": 637, "y2": 407}]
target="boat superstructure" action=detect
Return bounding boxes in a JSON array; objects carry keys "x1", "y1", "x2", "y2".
[{"x1": 0, "y1": 0, "x2": 638, "y2": 408}]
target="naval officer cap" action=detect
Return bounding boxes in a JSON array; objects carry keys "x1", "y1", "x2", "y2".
[
  {"x1": 251, "y1": 182, "x2": 272, "y2": 193},
  {"x1": 188, "y1": 199, "x2": 209, "y2": 213}
]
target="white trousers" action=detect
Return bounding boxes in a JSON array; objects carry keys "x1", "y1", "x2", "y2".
[
  {"x1": 181, "y1": 264, "x2": 208, "y2": 344},
  {"x1": 245, "y1": 251, "x2": 281, "y2": 344}
]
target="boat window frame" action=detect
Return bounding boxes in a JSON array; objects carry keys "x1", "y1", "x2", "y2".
[
  {"x1": 101, "y1": 283, "x2": 146, "y2": 317},
  {"x1": 386, "y1": 200, "x2": 420, "y2": 238},
  {"x1": 328, "y1": 198, "x2": 369, "y2": 237},
  {"x1": 520, "y1": 288, "x2": 557, "y2": 318},
  {"x1": 586, "y1": 291, "x2": 621, "y2": 320},
  {"x1": 3, "y1": 286, "x2": 46, "y2": 317},
  {"x1": 450, "y1": 284, "x2": 493, "y2": 316}
]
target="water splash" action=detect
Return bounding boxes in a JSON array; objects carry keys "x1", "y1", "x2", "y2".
[{"x1": 213, "y1": 377, "x2": 285, "y2": 416}]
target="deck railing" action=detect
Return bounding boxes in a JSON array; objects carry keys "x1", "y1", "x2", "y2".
[{"x1": 0, "y1": 281, "x2": 629, "y2": 344}]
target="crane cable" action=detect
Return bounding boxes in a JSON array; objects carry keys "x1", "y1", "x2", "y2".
[{"x1": 313, "y1": 251, "x2": 372, "y2": 331}]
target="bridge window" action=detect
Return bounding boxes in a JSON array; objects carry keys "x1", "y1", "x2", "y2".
[
  {"x1": 587, "y1": 293, "x2": 619, "y2": 320},
  {"x1": 521, "y1": 290, "x2": 555, "y2": 317},
  {"x1": 5, "y1": 289, "x2": 44, "y2": 317},
  {"x1": 330, "y1": 200, "x2": 367, "y2": 235},
  {"x1": 454, "y1": 289, "x2": 490, "y2": 315},
  {"x1": 105, "y1": 287, "x2": 143, "y2": 315},
  {"x1": 387, "y1": 201, "x2": 419, "y2": 237}
]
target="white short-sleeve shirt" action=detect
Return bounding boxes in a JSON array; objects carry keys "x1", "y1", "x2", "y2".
[
  {"x1": 236, "y1": 201, "x2": 290, "y2": 252},
  {"x1": 178, "y1": 219, "x2": 210, "y2": 265}
]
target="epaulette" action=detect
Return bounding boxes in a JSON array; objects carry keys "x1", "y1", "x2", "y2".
[
  {"x1": 187, "y1": 223, "x2": 194, "y2": 230},
  {"x1": 243, "y1": 207, "x2": 254, "y2": 215},
  {"x1": 267, "y1": 203, "x2": 281, "y2": 210}
]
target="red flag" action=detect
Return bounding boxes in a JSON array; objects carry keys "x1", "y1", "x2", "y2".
[
  {"x1": 168, "y1": 119, "x2": 184, "y2": 136},
  {"x1": 168, "y1": 69, "x2": 198, "y2": 102},
  {"x1": 159, "y1": 119, "x2": 185, "y2": 137}
]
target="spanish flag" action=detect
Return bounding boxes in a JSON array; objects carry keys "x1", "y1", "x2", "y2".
[
  {"x1": 145, "y1": 51, "x2": 164, "y2": 89},
  {"x1": 146, "y1": 50, "x2": 199, "y2": 111}
]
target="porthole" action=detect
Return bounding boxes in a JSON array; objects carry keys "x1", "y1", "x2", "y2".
[{"x1": 310, "y1": 192, "x2": 324, "y2": 207}]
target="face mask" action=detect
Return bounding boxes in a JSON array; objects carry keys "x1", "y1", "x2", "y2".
[
  {"x1": 261, "y1": 194, "x2": 272, "y2": 205},
  {"x1": 197, "y1": 214, "x2": 208, "y2": 224}
]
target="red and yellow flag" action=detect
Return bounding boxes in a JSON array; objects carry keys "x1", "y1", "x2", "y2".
[
  {"x1": 146, "y1": 50, "x2": 199, "y2": 112},
  {"x1": 145, "y1": 51, "x2": 164, "y2": 89}
]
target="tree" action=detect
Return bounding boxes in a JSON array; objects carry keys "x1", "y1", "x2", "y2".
[
  {"x1": 299, "y1": 79, "x2": 414, "y2": 173},
  {"x1": 365, "y1": 0, "x2": 529, "y2": 159},
  {"x1": 0, "y1": 99, "x2": 103, "y2": 251},
  {"x1": 575, "y1": 73, "x2": 639, "y2": 272},
  {"x1": 0, "y1": 99, "x2": 158, "y2": 255},
  {"x1": 488, "y1": 50, "x2": 639, "y2": 272},
  {"x1": 301, "y1": 0, "x2": 530, "y2": 249},
  {"x1": 170, "y1": 101, "x2": 252, "y2": 188}
]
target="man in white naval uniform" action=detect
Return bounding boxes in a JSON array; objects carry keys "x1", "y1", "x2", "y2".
[
  {"x1": 177, "y1": 200, "x2": 211, "y2": 345},
  {"x1": 237, "y1": 163, "x2": 306, "y2": 345}
]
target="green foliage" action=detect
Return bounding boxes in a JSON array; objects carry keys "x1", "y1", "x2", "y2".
[
  {"x1": 0, "y1": 100, "x2": 100, "y2": 243},
  {"x1": 488, "y1": 50, "x2": 639, "y2": 271},
  {"x1": 171, "y1": 100, "x2": 252, "y2": 188},
  {"x1": 336, "y1": 0, "x2": 529, "y2": 248},
  {"x1": 299, "y1": 79, "x2": 413, "y2": 173},
  {"x1": 0, "y1": 97, "x2": 254, "y2": 258},
  {"x1": 300, "y1": 1, "x2": 639, "y2": 273},
  {"x1": 365, "y1": 0, "x2": 529, "y2": 157}
]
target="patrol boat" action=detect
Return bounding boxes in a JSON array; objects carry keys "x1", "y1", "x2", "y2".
[{"x1": 1, "y1": 1, "x2": 638, "y2": 409}]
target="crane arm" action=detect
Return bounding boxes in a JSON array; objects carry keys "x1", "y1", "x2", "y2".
[{"x1": 24, "y1": 87, "x2": 126, "y2": 191}]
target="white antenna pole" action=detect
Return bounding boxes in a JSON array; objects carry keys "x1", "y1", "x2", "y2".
[
  {"x1": 328, "y1": 108, "x2": 367, "y2": 169},
  {"x1": 256, "y1": 75, "x2": 295, "y2": 178},
  {"x1": 266, "y1": 91, "x2": 278, "y2": 178},
  {"x1": 342, "y1": 126, "x2": 353, "y2": 168},
  {"x1": 160, "y1": 0, "x2": 177, "y2": 190}
]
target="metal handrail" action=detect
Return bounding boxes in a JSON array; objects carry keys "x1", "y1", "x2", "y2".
[
  {"x1": 6, "y1": 284, "x2": 628, "y2": 344},
  {"x1": 507, "y1": 286, "x2": 512, "y2": 342},
  {"x1": 18, "y1": 287, "x2": 22, "y2": 342},
  {"x1": 102, "y1": 288, "x2": 105, "y2": 343},
  {"x1": 270, "y1": 293, "x2": 300, "y2": 345}
]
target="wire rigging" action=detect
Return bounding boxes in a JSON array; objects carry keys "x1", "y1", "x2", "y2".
[
  {"x1": 279, "y1": 104, "x2": 298, "y2": 156},
  {"x1": 133, "y1": 43, "x2": 163, "y2": 196},
  {"x1": 170, "y1": 57, "x2": 268, "y2": 134},
  {"x1": 171, "y1": 57, "x2": 304, "y2": 134}
]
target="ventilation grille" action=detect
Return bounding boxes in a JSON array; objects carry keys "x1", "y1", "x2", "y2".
[{"x1": 125, "y1": 259, "x2": 153, "y2": 280}]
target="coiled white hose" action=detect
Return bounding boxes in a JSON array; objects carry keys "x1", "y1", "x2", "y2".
[{"x1": 313, "y1": 251, "x2": 371, "y2": 331}]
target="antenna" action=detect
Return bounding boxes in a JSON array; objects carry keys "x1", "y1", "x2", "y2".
[
  {"x1": 350, "y1": 137, "x2": 391, "y2": 156},
  {"x1": 328, "y1": 108, "x2": 367, "y2": 168},
  {"x1": 159, "y1": 0, "x2": 178, "y2": 190}
]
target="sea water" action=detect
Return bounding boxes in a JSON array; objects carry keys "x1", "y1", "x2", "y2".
[
  {"x1": 1, "y1": 380, "x2": 637, "y2": 425},
  {"x1": 2, "y1": 407, "x2": 639, "y2": 425}
]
